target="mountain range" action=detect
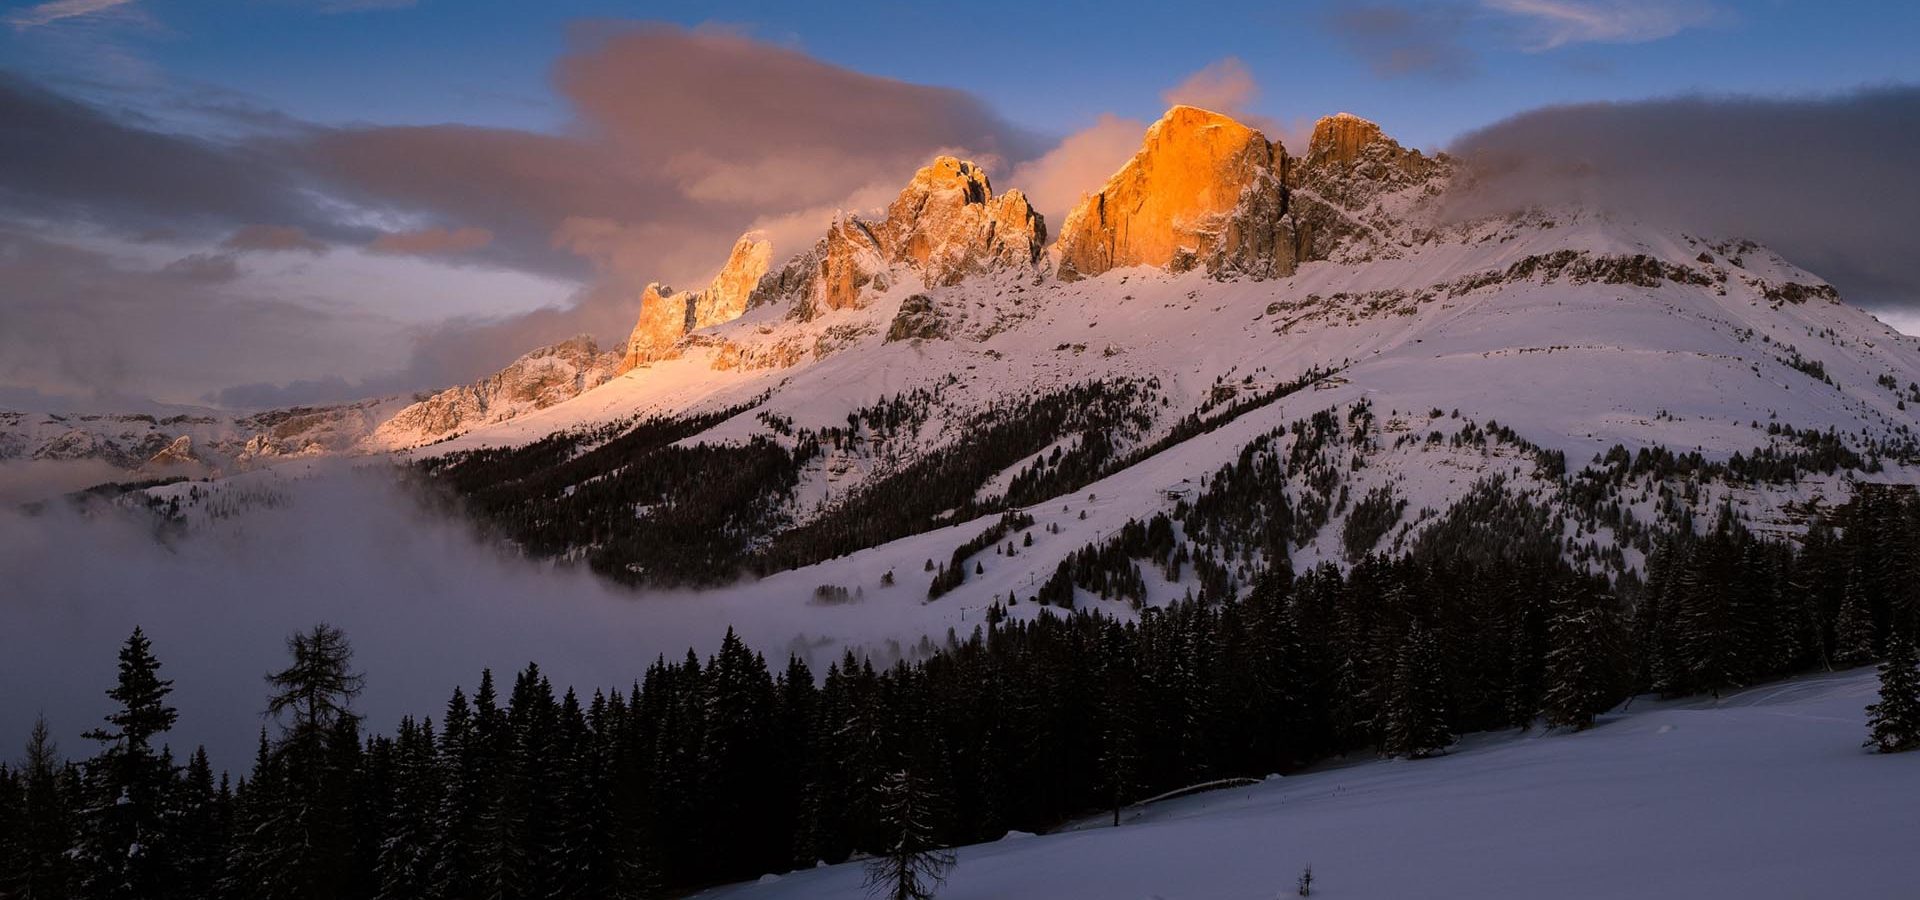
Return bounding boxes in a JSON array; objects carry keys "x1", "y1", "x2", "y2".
[{"x1": 15, "y1": 105, "x2": 1920, "y2": 623}]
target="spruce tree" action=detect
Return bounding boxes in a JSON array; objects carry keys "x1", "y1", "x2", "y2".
[
  {"x1": 373, "y1": 716, "x2": 440, "y2": 900},
  {"x1": 1865, "y1": 633, "x2": 1920, "y2": 753},
  {"x1": 1380, "y1": 622, "x2": 1451, "y2": 759},
  {"x1": 0, "y1": 762, "x2": 19, "y2": 894},
  {"x1": 10, "y1": 716, "x2": 76, "y2": 899},
  {"x1": 862, "y1": 767, "x2": 955, "y2": 900},
  {"x1": 174, "y1": 746, "x2": 228, "y2": 900},
  {"x1": 699, "y1": 630, "x2": 779, "y2": 880},
  {"x1": 75, "y1": 627, "x2": 180, "y2": 900},
  {"x1": 1542, "y1": 587, "x2": 1626, "y2": 730},
  {"x1": 1834, "y1": 576, "x2": 1877, "y2": 667},
  {"x1": 428, "y1": 685, "x2": 485, "y2": 900}
]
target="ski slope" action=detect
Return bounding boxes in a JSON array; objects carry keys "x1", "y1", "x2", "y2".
[{"x1": 704, "y1": 669, "x2": 1920, "y2": 899}]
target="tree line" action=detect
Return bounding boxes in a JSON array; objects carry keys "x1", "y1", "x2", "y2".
[{"x1": 9, "y1": 487, "x2": 1920, "y2": 898}]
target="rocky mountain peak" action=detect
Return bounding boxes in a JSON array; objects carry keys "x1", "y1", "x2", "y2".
[
  {"x1": 371, "y1": 335, "x2": 620, "y2": 447},
  {"x1": 1297, "y1": 111, "x2": 1440, "y2": 185},
  {"x1": 751, "y1": 155, "x2": 1046, "y2": 320},
  {"x1": 1305, "y1": 112, "x2": 1389, "y2": 168},
  {"x1": 1055, "y1": 105, "x2": 1294, "y2": 282},
  {"x1": 616, "y1": 231, "x2": 774, "y2": 374}
]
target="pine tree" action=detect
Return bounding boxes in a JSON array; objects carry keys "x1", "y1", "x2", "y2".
[
  {"x1": 427, "y1": 685, "x2": 485, "y2": 900},
  {"x1": 861, "y1": 767, "x2": 955, "y2": 900},
  {"x1": 699, "y1": 629, "x2": 779, "y2": 880},
  {"x1": 222, "y1": 729, "x2": 280, "y2": 900},
  {"x1": 1865, "y1": 634, "x2": 1920, "y2": 753},
  {"x1": 0, "y1": 762, "x2": 19, "y2": 894},
  {"x1": 374, "y1": 716, "x2": 440, "y2": 900},
  {"x1": 9, "y1": 716, "x2": 76, "y2": 899},
  {"x1": 1094, "y1": 638, "x2": 1142, "y2": 827},
  {"x1": 1380, "y1": 622, "x2": 1451, "y2": 759},
  {"x1": 1542, "y1": 587, "x2": 1626, "y2": 730},
  {"x1": 1834, "y1": 575, "x2": 1877, "y2": 667},
  {"x1": 256, "y1": 623, "x2": 367, "y2": 900},
  {"x1": 174, "y1": 746, "x2": 228, "y2": 900},
  {"x1": 75, "y1": 627, "x2": 180, "y2": 900}
]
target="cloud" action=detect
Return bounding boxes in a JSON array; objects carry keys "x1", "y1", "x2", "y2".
[
  {"x1": 4, "y1": 0, "x2": 136, "y2": 29},
  {"x1": 0, "y1": 73, "x2": 341, "y2": 242},
  {"x1": 0, "y1": 226, "x2": 415, "y2": 406},
  {"x1": 1329, "y1": 3, "x2": 1478, "y2": 79},
  {"x1": 369, "y1": 226, "x2": 493, "y2": 257},
  {"x1": 159, "y1": 251, "x2": 240, "y2": 282},
  {"x1": 1483, "y1": 0, "x2": 1720, "y2": 51},
  {"x1": 1008, "y1": 114, "x2": 1147, "y2": 232},
  {"x1": 1445, "y1": 86, "x2": 1920, "y2": 314},
  {"x1": 0, "y1": 466, "x2": 950, "y2": 768},
  {"x1": 1160, "y1": 57, "x2": 1259, "y2": 115},
  {"x1": 223, "y1": 224, "x2": 329, "y2": 255}
]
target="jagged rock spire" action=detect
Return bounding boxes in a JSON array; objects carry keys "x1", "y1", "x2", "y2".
[
  {"x1": 615, "y1": 231, "x2": 774, "y2": 374},
  {"x1": 750, "y1": 156, "x2": 1047, "y2": 320}
]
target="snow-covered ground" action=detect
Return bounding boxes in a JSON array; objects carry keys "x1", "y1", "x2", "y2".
[{"x1": 706, "y1": 668, "x2": 1919, "y2": 899}]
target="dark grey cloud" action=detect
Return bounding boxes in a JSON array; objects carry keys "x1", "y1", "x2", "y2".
[
  {"x1": 1445, "y1": 86, "x2": 1920, "y2": 311},
  {"x1": 223, "y1": 224, "x2": 329, "y2": 255},
  {"x1": 1329, "y1": 2, "x2": 1478, "y2": 80},
  {"x1": 0, "y1": 72, "x2": 343, "y2": 242},
  {"x1": 0, "y1": 226, "x2": 409, "y2": 406}
]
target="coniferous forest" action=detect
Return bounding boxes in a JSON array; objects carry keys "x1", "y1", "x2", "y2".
[{"x1": 5, "y1": 485, "x2": 1920, "y2": 898}]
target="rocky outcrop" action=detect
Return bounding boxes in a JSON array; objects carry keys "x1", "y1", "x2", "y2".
[
  {"x1": 1054, "y1": 108, "x2": 1453, "y2": 282},
  {"x1": 1055, "y1": 106, "x2": 1294, "y2": 282},
  {"x1": 751, "y1": 156, "x2": 1047, "y2": 320},
  {"x1": 689, "y1": 232, "x2": 773, "y2": 331},
  {"x1": 885, "y1": 294, "x2": 950, "y2": 342},
  {"x1": 1289, "y1": 112, "x2": 1449, "y2": 263},
  {"x1": 371, "y1": 336, "x2": 620, "y2": 447},
  {"x1": 145, "y1": 435, "x2": 201, "y2": 468},
  {"x1": 617, "y1": 282, "x2": 693, "y2": 373},
  {"x1": 616, "y1": 232, "x2": 774, "y2": 374}
]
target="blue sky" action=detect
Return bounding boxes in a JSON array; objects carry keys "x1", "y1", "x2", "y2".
[
  {"x1": 8, "y1": 0, "x2": 1918, "y2": 148},
  {"x1": 1, "y1": 0, "x2": 1917, "y2": 408}
]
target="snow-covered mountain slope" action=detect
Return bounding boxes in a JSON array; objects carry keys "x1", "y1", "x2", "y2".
[
  {"x1": 408, "y1": 125, "x2": 1920, "y2": 618},
  {"x1": 702, "y1": 668, "x2": 1920, "y2": 900},
  {"x1": 363, "y1": 334, "x2": 620, "y2": 450}
]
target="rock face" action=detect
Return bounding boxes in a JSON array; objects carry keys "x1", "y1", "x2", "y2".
[
  {"x1": 1055, "y1": 106, "x2": 1294, "y2": 282},
  {"x1": 690, "y1": 232, "x2": 774, "y2": 330},
  {"x1": 373, "y1": 336, "x2": 620, "y2": 446},
  {"x1": 1054, "y1": 107, "x2": 1451, "y2": 282},
  {"x1": 616, "y1": 232, "x2": 774, "y2": 374},
  {"x1": 751, "y1": 156, "x2": 1047, "y2": 320},
  {"x1": 1290, "y1": 112, "x2": 1448, "y2": 263}
]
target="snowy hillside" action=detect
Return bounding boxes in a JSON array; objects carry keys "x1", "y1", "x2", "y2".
[{"x1": 701, "y1": 669, "x2": 1920, "y2": 900}]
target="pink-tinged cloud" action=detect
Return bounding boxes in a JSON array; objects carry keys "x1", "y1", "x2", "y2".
[
  {"x1": 369, "y1": 226, "x2": 493, "y2": 256},
  {"x1": 1009, "y1": 114, "x2": 1147, "y2": 232},
  {"x1": 223, "y1": 224, "x2": 330, "y2": 255},
  {"x1": 1160, "y1": 57, "x2": 1259, "y2": 115}
]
